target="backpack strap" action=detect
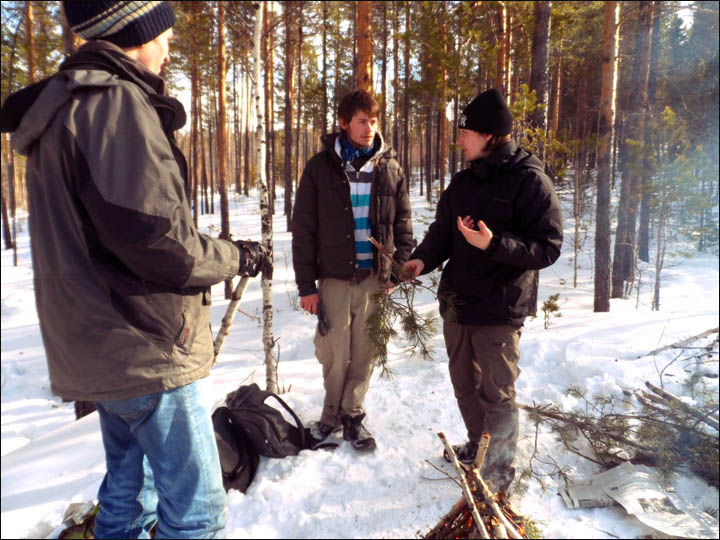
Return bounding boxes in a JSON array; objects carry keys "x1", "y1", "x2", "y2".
[{"x1": 263, "y1": 393, "x2": 307, "y2": 450}]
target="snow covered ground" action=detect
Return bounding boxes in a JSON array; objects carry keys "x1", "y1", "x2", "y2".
[{"x1": 2, "y1": 184, "x2": 718, "y2": 539}]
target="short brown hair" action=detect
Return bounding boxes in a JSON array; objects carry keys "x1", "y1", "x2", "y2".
[
  {"x1": 338, "y1": 90, "x2": 380, "y2": 126},
  {"x1": 487, "y1": 133, "x2": 512, "y2": 152}
]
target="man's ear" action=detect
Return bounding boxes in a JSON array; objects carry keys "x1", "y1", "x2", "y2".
[{"x1": 338, "y1": 117, "x2": 348, "y2": 131}]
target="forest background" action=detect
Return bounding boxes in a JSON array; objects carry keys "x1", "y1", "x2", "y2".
[{"x1": 0, "y1": 0, "x2": 718, "y2": 389}]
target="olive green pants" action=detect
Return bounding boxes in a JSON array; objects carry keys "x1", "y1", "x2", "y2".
[
  {"x1": 444, "y1": 321, "x2": 522, "y2": 491},
  {"x1": 314, "y1": 274, "x2": 382, "y2": 427}
]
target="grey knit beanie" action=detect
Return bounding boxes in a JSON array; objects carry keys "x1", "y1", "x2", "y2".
[{"x1": 63, "y1": 1, "x2": 175, "y2": 48}]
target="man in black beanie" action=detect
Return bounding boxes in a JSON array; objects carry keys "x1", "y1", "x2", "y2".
[
  {"x1": 403, "y1": 89, "x2": 562, "y2": 495},
  {"x1": 0, "y1": 1, "x2": 270, "y2": 537}
]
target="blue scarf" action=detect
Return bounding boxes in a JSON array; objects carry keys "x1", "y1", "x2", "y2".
[{"x1": 339, "y1": 133, "x2": 376, "y2": 163}]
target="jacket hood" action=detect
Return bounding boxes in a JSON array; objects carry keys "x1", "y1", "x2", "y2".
[
  {"x1": 469, "y1": 139, "x2": 545, "y2": 180},
  {"x1": 2, "y1": 40, "x2": 185, "y2": 156}
]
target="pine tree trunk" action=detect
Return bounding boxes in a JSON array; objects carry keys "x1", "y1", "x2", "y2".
[
  {"x1": 594, "y1": 1, "x2": 620, "y2": 313},
  {"x1": 439, "y1": 1, "x2": 447, "y2": 193},
  {"x1": 402, "y1": 1, "x2": 411, "y2": 180},
  {"x1": 495, "y1": 3, "x2": 506, "y2": 92},
  {"x1": 612, "y1": 1, "x2": 654, "y2": 298},
  {"x1": 425, "y1": 105, "x2": 432, "y2": 202},
  {"x1": 638, "y1": 1, "x2": 662, "y2": 262},
  {"x1": 294, "y1": 7, "x2": 303, "y2": 191},
  {"x1": 26, "y1": 2, "x2": 36, "y2": 84},
  {"x1": 529, "y1": 1, "x2": 551, "y2": 145},
  {"x1": 283, "y1": 2, "x2": 295, "y2": 231},
  {"x1": 355, "y1": 1, "x2": 373, "y2": 91},
  {"x1": 244, "y1": 69, "x2": 251, "y2": 197},
  {"x1": 381, "y1": 1, "x2": 388, "y2": 133},
  {"x1": 60, "y1": 2, "x2": 78, "y2": 56},
  {"x1": 321, "y1": 1, "x2": 328, "y2": 135},
  {"x1": 191, "y1": 2, "x2": 200, "y2": 226},
  {"x1": 251, "y1": 3, "x2": 277, "y2": 394},
  {"x1": 264, "y1": 1, "x2": 275, "y2": 215},
  {"x1": 392, "y1": 1, "x2": 400, "y2": 154}
]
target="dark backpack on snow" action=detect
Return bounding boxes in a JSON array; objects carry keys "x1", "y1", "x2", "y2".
[{"x1": 213, "y1": 383, "x2": 336, "y2": 493}]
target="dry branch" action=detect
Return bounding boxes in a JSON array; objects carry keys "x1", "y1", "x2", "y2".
[
  {"x1": 437, "y1": 432, "x2": 491, "y2": 539},
  {"x1": 638, "y1": 327, "x2": 718, "y2": 358},
  {"x1": 645, "y1": 381, "x2": 719, "y2": 431},
  {"x1": 213, "y1": 276, "x2": 251, "y2": 363}
]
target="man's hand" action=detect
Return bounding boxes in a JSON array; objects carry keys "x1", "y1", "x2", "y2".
[
  {"x1": 402, "y1": 259, "x2": 425, "y2": 280},
  {"x1": 234, "y1": 240, "x2": 271, "y2": 277},
  {"x1": 300, "y1": 293, "x2": 320, "y2": 315},
  {"x1": 457, "y1": 215, "x2": 493, "y2": 250}
]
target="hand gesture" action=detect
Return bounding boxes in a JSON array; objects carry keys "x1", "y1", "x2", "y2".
[{"x1": 457, "y1": 216, "x2": 493, "y2": 250}]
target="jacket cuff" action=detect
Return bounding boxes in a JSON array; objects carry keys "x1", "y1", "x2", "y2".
[
  {"x1": 486, "y1": 234, "x2": 502, "y2": 255},
  {"x1": 298, "y1": 282, "x2": 318, "y2": 297}
]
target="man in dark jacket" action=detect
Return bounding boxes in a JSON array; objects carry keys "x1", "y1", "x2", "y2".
[
  {"x1": 403, "y1": 89, "x2": 562, "y2": 494},
  {"x1": 0, "y1": 2, "x2": 268, "y2": 537},
  {"x1": 292, "y1": 90, "x2": 413, "y2": 452}
]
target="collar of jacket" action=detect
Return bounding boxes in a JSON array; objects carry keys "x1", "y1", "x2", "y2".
[
  {"x1": 321, "y1": 131, "x2": 392, "y2": 168},
  {"x1": 60, "y1": 41, "x2": 186, "y2": 133},
  {"x1": 0, "y1": 40, "x2": 186, "y2": 136},
  {"x1": 469, "y1": 139, "x2": 520, "y2": 179}
]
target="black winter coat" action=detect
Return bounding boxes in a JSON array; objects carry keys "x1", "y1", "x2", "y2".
[
  {"x1": 292, "y1": 132, "x2": 414, "y2": 296},
  {"x1": 411, "y1": 141, "x2": 562, "y2": 326}
]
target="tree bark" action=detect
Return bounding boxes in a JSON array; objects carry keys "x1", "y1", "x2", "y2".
[
  {"x1": 264, "y1": 1, "x2": 275, "y2": 215},
  {"x1": 294, "y1": 5, "x2": 304, "y2": 190},
  {"x1": 321, "y1": 1, "x2": 329, "y2": 135},
  {"x1": 26, "y1": 2, "x2": 36, "y2": 84},
  {"x1": 612, "y1": 1, "x2": 654, "y2": 298},
  {"x1": 439, "y1": 1, "x2": 448, "y2": 193},
  {"x1": 638, "y1": 1, "x2": 662, "y2": 262},
  {"x1": 355, "y1": 1, "x2": 373, "y2": 91},
  {"x1": 495, "y1": 2, "x2": 506, "y2": 93},
  {"x1": 402, "y1": 1, "x2": 411, "y2": 180},
  {"x1": 594, "y1": 1, "x2": 620, "y2": 313},
  {"x1": 380, "y1": 1, "x2": 388, "y2": 133},
  {"x1": 191, "y1": 1, "x2": 201, "y2": 226},
  {"x1": 251, "y1": 2, "x2": 278, "y2": 394},
  {"x1": 217, "y1": 1, "x2": 232, "y2": 299},
  {"x1": 283, "y1": 2, "x2": 295, "y2": 231},
  {"x1": 392, "y1": 1, "x2": 400, "y2": 154},
  {"x1": 529, "y1": 1, "x2": 551, "y2": 138}
]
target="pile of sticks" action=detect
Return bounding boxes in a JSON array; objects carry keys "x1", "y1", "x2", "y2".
[{"x1": 425, "y1": 433, "x2": 529, "y2": 539}]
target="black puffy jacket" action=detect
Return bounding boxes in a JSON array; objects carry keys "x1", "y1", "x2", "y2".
[
  {"x1": 291, "y1": 132, "x2": 413, "y2": 296},
  {"x1": 411, "y1": 140, "x2": 562, "y2": 326}
]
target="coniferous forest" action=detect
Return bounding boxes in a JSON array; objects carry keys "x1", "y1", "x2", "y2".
[{"x1": 1, "y1": 1, "x2": 718, "y2": 317}]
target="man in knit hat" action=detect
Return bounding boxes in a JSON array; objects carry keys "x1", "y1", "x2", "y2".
[
  {"x1": 403, "y1": 89, "x2": 563, "y2": 495},
  {"x1": 291, "y1": 90, "x2": 413, "y2": 452},
  {"x1": 0, "y1": 1, "x2": 270, "y2": 537}
]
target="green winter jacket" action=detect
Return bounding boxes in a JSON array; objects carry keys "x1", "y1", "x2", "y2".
[{"x1": 1, "y1": 41, "x2": 239, "y2": 401}]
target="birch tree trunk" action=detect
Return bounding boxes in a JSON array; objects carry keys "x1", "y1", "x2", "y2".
[
  {"x1": 594, "y1": 1, "x2": 620, "y2": 313},
  {"x1": 251, "y1": 2, "x2": 277, "y2": 394},
  {"x1": 217, "y1": 1, "x2": 232, "y2": 299}
]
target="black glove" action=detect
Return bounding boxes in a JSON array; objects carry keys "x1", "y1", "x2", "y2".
[{"x1": 234, "y1": 240, "x2": 270, "y2": 277}]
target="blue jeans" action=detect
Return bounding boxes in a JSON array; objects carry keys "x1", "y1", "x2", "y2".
[{"x1": 93, "y1": 379, "x2": 227, "y2": 539}]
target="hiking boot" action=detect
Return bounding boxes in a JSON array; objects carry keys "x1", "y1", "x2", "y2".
[
  {"x1": 341, "y1": 413, "x2": 377, "y2": 452},
  {"x1": 443, "y1": 440, "x2": 479, "y2": 466}
]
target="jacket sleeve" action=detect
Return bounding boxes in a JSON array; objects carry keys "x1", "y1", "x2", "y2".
[
  {"x1": 391, "y1": 163, "x2": 414, "y2": 268},
  {"x1": 71, "y1": 82, "x2": 239, "y2": 289},
  {"x1": 409, "y1": 188, "x2": 452, "y2": 274},
  {"x1": 488, "y1": 170, "x2": 563, "y2": 270},
  {"x1": 291, "y1": 161, "x2": 319, "y2": 296}
]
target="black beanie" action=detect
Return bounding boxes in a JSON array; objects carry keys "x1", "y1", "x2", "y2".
[
  {"x1": 63, "y1": 1, "x2": 175, "y2": 48},
  {"x1": 458, "y1": 89, "x2": 513, "y2": 135}
]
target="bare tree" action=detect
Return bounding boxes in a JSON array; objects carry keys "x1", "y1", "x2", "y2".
[
  {"x1": 594, "y1": 1, "x2": 621, "y2": 312},
  {"x1": 251, "y1": 2, "x2": 277, "y2": 393}
]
